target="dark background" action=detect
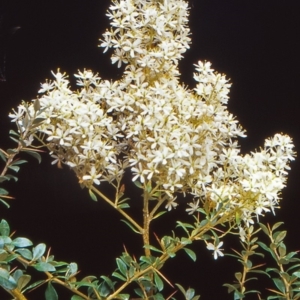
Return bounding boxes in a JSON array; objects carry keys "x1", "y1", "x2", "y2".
[{"x1": 0, "y1": 0, "x2": 300, "y2": 299}]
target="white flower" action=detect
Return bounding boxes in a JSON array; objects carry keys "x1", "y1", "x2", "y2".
[
  {"x1": 186, "y1": 200, "x2": 200, "y2": 215},
  {"x1": 9, "y1": 106, "x2": 26, "y2": 122},
  {"x1": 206, "y1": 241, "x2": 224, "y2": 260},
  {"x1": 165, "y1": 198, "x2": 178, "y2": 211},
  {"x1": 82, "y1": 166, "x2": 102, "y2": 185}
]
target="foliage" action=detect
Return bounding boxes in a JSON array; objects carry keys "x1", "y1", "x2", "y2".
[{"x1": 0, "y1": 0, "x2": 297, "y2": 299}]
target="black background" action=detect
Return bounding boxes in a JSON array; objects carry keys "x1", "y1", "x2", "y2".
[{"x1": 0, "y1": 0, "x2": 300, "y2": 299}]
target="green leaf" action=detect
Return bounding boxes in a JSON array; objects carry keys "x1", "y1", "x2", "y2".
[
  {"x1": 9, "y1": 129, "x2": 20, "y2": 136},
  {"x1": 117, "y1": 294, "x2": 130, "y2": 300},
  {"x1": 293, "y1": 271, "x2": 300, "y2": 278},
  {"x1": 17, "y1": 275, "x2": 31, "y2": 291},
  {"x1": 0, "y1": 188, "x2": 8, "y2": 196},
  {"x1": 235, "y1": 272, "x2": 242, "y2": 282},
  {"x1": 257, "y1": 241, "x2": 271, "y2": 253},
  {"x1": 22, "y1": 150, "x2": 42, "y2": 164},
  {"x1": 88, "y1": 189, "x2": 97, "y2": 201},
  {"x1": 32, "y1": 243, "x2": 46, "y2": 260},
  {"x1": 186, "y1": 288, "x2": 195, "y2": 300},
  {"x1": 34, "y1": 262, "x2": 56, "y2": 272},
  {"x1": 11, "y1": 159, "x2": 28, "y2": 166},
  {"x1": 0, "y1": 271, "x2": 17, "y2": 290},
  {"x1": 0, "y1": 176, "x2": 9, "y2": 183},
  {"x1": 12, "y1": 237, "x2": 33, "y2": 248},
  {"x1": 181, "y1": 237, "x2": 192, "y2": 245},
  {"x1": 175, "y1": 283, "x2": 185, "y2": 296},
  {"x1": 223, "y1": 283, "x2": 240, "y2": 293},
  {"x1": 0, "y1": 236, "x2": 12, "y2": 249},
  {"x1": 152, "y1": 211, "x2": 167, "y2": 220},
  {"x1": 183, "y1": 248, "x2": 196, "y2": 262},
  {"x1": 120, "y1": 220, "x2": 142, "y2": 234},
  {"x1": 272, "y1": 278, "x2": 285, "y2": 293},
  {"x1": 15, "y1": 248, "x2": 33, "y2": 260},
  {"x1": 0, "y1": 220, "x2": 10, "y2": 236},
  {"x1": 112, "y1": 271, "x2": 126, "y2": 281},
  {"x1": 22, "y1": 279, "x2": 45, "y2": 293},
  {"x1": 118, "y1": 203, "x2": 130, "y2": 209},
  {"x1": 71, "y1": 296, "x2": 85, "y2": 300},
  {"x1": 98, "y1": 281, "x2": 111, "y2": 297},
  {"x1": 259, "y1": 223, "x2": 269, "y2": 235},
  {"x1": 140, "y1": 256, "x2": 154, "y2": 265},
  {"x1": 4, "y1": 174, "x2": 18, "y2": 182},
  {"x1": 272, "y1": 222, "x2": 284, "y2": 232},
  {"x1": 100, "y1": 276, "x2": 115, "y2": 290},
  {"x1": 234, "y1": 290, "x2": 245, "y2": 299},
  {"x1": 154, "y1": 272, "x2": 163, "y2": 291},
  {"x1": 13, "y1": 269, "x2": 23, "y2": 282},
  {"x1": 0, "y1": 199, "x2": 10, "y2": 208},
  {"x1": 116, "y1": 258, "x2": 127, "y2": 276},
  {"x1": 144, "y1": 244, "x2": 163, "y2": 254},
  {"x1": 8, "y1": 165, "x2": 20, "y2": 172},
  {"x1": 133, "y1": 180, "x2": 143, "y2": 189},
  {"x1": 274, "y1": 231, "x2": 287, "y2": 244},
  {"x1": 5, "y1": 253, "x2": 19, "y2": 262},
  {"x1": 9, "y1": 135, "x2": 20, "y2": 144},
  {"x1": 73, "y1": 281, "x2": 98, "y2": 288},
  {"x1": 0, "y1": 149, "x2": 8, "y2": 162},
  {"x1": 67, "y1": 262, "x2": 78, "y2": 277},
  {"x1": 45, "y1": 282, "x2": 58, "y2": 300}
]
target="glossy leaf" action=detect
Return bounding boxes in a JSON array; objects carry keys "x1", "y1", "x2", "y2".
[
  {"x1": 88, "y1": 189, "x2": 97, "y2": 201},
  {"x1": 154, "y1": 272, "x2": 163, "y2": 291},
  {"x1": 118, "y1": 203, "x2": 130, "y2": 209},
  {"x1": 11, "y1": 159, "x2": 27, "y2": 165},
  {"x1": 272, "y1": 278, "x2": 285, "y2": 293},
  {"x1": 152, "y1": 211, "x2": 167, "y2": 220},
  {"x1": 34, "y1": 262, "x2": 56, "y2": 272},
  {"x1": 112, "y1": 271, "x2": 126, "y2": 281},
  {"x1": 22, "y1": 279, "x2": 45, "y2": 293},
  {"x1": 0, "y1": 188, "x2": 8, "y2": 196},
  {"x1": 71, "y1": 296, "x2": 85, "y2": 300},
  {"x1": 23, "y1": 150, "x2": 42, "y2": 163},
  {"x1": 15, "y1": 248, "x2": 33, "y2": 260},
  {"x1": 259, "y1": 223, "x2": 269, "y2": 235},
  {"x1": 121, "y1": 220, "x2": 142, "y2": 234},
  {"x1": 67, "y1": 262, "x2": 78, "y2": 277},
  {"x1": 98, "y1": 281, "x2": 111, "y2": 297},
  {"x1": 0, "y1": 271, "x2": 17, "y2": 290},
  {"x1": 12, "y1": 237, "x2": 33, "y2": 248},
  {"x1": 100, "y1": 276, "x2": 115, "y2": 290},
  {"x1": 8, "y1": 165, "x2": 20, "y2": 172},
  {"x1": 32, "y1": 243, "x2": 46, "y2": 260},
  {"x1": 183, "y1": 248, "x2": 196, "y2": 262},
  {"x1": 0, "y1": 175, "x2": 9, "y2": 183},
  {"x1": 274, "y1": 231, "x2": 287, "y2": 244},
  {"x1": 45, "y1": 282, "x2": 58, "y2": 300},
  {"x1": 133, "y1": 180, "x2": 143, "y2": 189},
  {"x1": 0, "y1": 199, "x2": 10, "y2": 208},
  {"x1": 272, "y1": 222, "x2": 284, "y2": 232},
  {"x1": 0, "y1": 149, "x2": 8, "y2": 162},
  {"x1": 186, "y1": 287, "x2": 195, "y2": 300},
  {"x1": 116, "y1": 258, "x2": 127, "y2": 276},
  {"x1": 144, "y1": 244, "x2": 163, "y2": 254},
  {"x1": 17, "y1": 275, "x2": 31, "y2": 291},
  {"x1": 13, "y1": 269, "x2": 23, "y2": 282},
  {"x1": 0, "y1": 219, "x2": 10, "y2": 236}
]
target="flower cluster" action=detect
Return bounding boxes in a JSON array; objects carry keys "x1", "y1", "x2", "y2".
[{"x1": 9, "y1": 0, "x2": 295, "y2": 230}]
